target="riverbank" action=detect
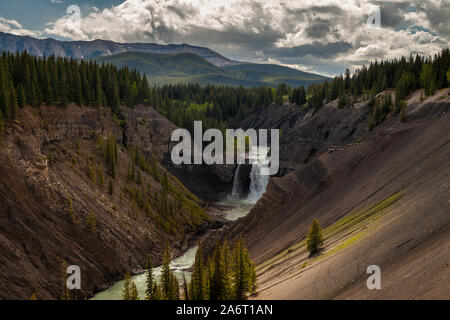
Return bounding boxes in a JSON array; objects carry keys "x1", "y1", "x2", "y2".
[{"x1": 91, "y1": 199, "x2": 254, "y2": 300}]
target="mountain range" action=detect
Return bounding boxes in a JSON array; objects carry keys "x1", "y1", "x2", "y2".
[
  {"x1": 0, "y1": 31, "x2": 236, "y2": 66},
  {"x1": 95, "y1": 51, "x2": 328, "y2": 87},
  {"x1": 0, "y1": 32, "x2": 329, "y2": 87}
]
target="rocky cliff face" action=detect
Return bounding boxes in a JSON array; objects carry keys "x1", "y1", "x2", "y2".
[
  {"x1": 241, "y1": 99, "x2": 369, "y2": 176},
  {"x1": 0, "y1": 104, "x2": 214, "y2": 300},
  {"x1": 119, "y1": 105, "x2": 236, "y2": 201},
  {"x1": 204, "y1": 89, "x2": 450, "y2": 299}
]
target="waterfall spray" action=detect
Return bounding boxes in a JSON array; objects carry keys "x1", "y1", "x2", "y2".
[
  {"x1": 229, "y1": 146, "x2": 270, "y2": 203},
  {"x1": 230, "y1": 164, "x2": 243, "y2": 200},
  {"x1": 246, "y1": 150, "x2": 270, "y2": 203}
]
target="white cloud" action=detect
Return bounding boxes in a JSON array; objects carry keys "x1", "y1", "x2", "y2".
[
  {"x1": 0, "y1": 16, "x2": 39, "y2": 37},
  {"x1": 41, "y1": 0, "x2": 450, "y2": 75}
]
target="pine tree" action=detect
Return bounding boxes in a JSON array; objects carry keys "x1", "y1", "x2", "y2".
[
  {"x1": 232, "y1": 236, "x2": 252, "y2": 300},
  {"x1": 97, "y1": 165, "x2": 104, "y2": 188},
  {"x1": 191, "y1": 243, "x2": 208, "y2": 300},
  {"x1": 122, "y1": 271, "x2": 131, "y2": 300},
  {"x1": 108, "y1": 179, "x2": 114, "y2": 195},
  {"x1": 161, "y1": 240, "x2": 177, "y2": 299},
  {"x1": 275, "y1": 89, "x2": 283, "y2": 106},
  {"x1": 420, "y1": 64, "x2": 434, "y2": 96},
  {"x1": 86, "y1": 211, "x2": 96, "y2": 233},
  {"x1": 73, "y1": 66, "x2": 83, "y2": 106},
  {"x1": 67, "y1": 196, "x2": 75, "y2": 222},
  {"x1": 447, "y1": 67, "x2": 450, "y2": 85},
  {"x1": 338, "y1": 94, "x2": 348, "y2": 108},
  {"x1": 182, "y1": 272, "x2": 189, "y2": 300},
  {"x1": 298, "y1": 86, "x2": 306, "y2": 105},
  {"x1": 136, "y1": 170, "x2": 143, "y2": 185},
  {"x1": 17, "y1": 84, "x2": 26, "y2": 108},
  {"x1": 249, "y1": 261, "x2": 257, "y2": 295},
  {"x1": 127, "y1": 163, "x2": 133, "y2": 182},
  {"x1": 170, "y1": 274, "x2": 180, "y2": 300},
  {"x1": 42, "y1": 66, "x2": 53, "y2": 104},
  {"x1": 109, "y1": 76, "x2": 120, "y2": 114},
  {"x1": 210, "y1": 240, "x2": 232, "y2": 300},
  {"x1": 0, "y1": 71, "x2": 10, "y2": 120},
  {"x1": 9, "y1": 85, "x2": 18, "y2": 120},
  {"x1": 106, "y1": 135, "x2": 117, "y2": 178},
  {"x1": 145, "y1": 255, "x2": 155, "y2": 300},
  {"x1": 153, "y1": 283, "x2": 162, "y2": 300},
  {"x1": 94, "y1": 69, "x2": 103, "y2": 107},
  {"x1": 130, "y1": 281, "x2": 140, "y2": 300},
  {"x1": 61, "y1": 260, "x2": 70, "y2": 300},
  {"x1": 306, "y1": 218, "x2": 324, "y2": 254}
]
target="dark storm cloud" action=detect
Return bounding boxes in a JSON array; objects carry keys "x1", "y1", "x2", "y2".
[
  {"x1": 183, "y1": 25, "x2": 284, "y2": 52},
  {"x1": 420, "y1": 0, "x2": 450, "y2": 36},
  {"x1": 286, "y1": 4, "x2": 344, "y2": 16},
  {"x1": 267, "y1": 42, "x2": 353, "y2": 59},
  {"x1": 305, "y1": 20, "x2": 331, "y2": 39},
  {"x1": 380, "y1": 1, "x2": 411, "y2": 28}
]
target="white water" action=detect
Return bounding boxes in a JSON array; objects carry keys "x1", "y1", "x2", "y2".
[
  {"x1": 91, "y1": 246, "x2": 198, "y2": 300},
  {"x1": 230, "y1": 146, "x2": 270, "y2": 203},
  {"x1": 247, "y1": 160, "x2": 270, "y2": 203},
  {"x1": 230, "y1": 164, "x2": 242, "y2": 200}
]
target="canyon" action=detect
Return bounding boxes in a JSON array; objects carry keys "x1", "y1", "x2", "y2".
[{"x1": 0, "y1": 87, "x2": 449, "y2": 300}]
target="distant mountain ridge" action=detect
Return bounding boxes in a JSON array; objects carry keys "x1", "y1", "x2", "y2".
[
  {"x1": 0, "y1": 31, "x2": 330, "y2": 87},
  {"x1": 96, "y1": 51, "x2": 330, "y2": 87},
  {"x1": 0, "y1": 31, "x2": 238, "y2": 67}
]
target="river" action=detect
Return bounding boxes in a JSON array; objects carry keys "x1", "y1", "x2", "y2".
[
  {"x1": 91, "y1": 199, "x2": 255, "y2": 300},
  {"x1": 91, "y1": 147, "x2": 269, "y2": 300}
]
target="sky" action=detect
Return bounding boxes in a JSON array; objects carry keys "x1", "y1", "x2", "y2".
[{"x1": 0, "y1": 0, "x2": 449, "y2": 76}]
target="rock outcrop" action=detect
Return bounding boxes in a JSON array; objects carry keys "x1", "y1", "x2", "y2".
[{"x1": 0, "y1": 104, "x2": 213, "y2": 300}]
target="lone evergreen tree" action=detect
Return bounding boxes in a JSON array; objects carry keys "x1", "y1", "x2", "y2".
[
  {"x1": 306, "y1": 218, "x2": 324, "y2": 254},
  {"x1": 145, "y1": 255, "x2": 155, "y2": 300},
  {"x1": 122, "y1": 271, "x2": 131, "y2": 300},
  {"x1": 249, "y1": 261, "x2": 257, "y2": 295}
]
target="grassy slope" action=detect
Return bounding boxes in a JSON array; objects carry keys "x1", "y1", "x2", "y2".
[
  {"x1": 250, "y1": 90, "x2": 450, "y2": 299},
  {"x1": 222, "y1": 63, "x2": 330, "y2": 87}
]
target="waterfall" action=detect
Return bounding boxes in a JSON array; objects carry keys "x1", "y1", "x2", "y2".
[
  {"x1": 246, "y1": 152, "x2": 270, "y2": 203},
  {"x1": 228, "y1": 146, "x2": 270, "y2": 203},
  {"x1": 230, "y1": 164, "x2": 242, "y2": 200}
]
